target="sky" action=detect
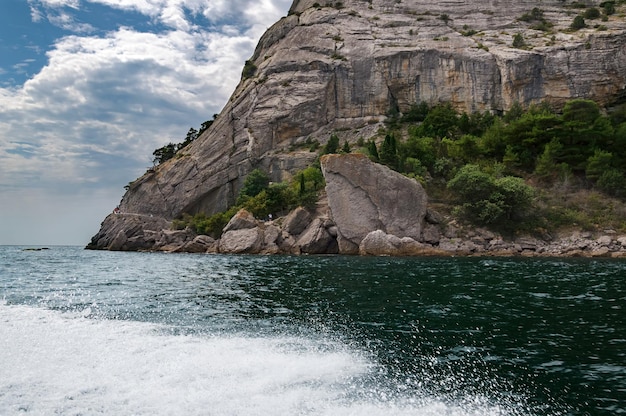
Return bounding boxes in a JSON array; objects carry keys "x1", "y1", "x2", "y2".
[{"x1": 0, "y1": 0, "x2": 292, "y2": 245}]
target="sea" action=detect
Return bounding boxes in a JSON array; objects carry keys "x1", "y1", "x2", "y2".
[{"x1": 0, "y1": 246, "x2": 624, "y2": 416}]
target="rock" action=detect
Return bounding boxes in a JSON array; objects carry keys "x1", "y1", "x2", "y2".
[
  {"x1": 155, "y1": 229, "x2": 194, "y2": 249},
  {"x1": 618, "y1": 237, "x2": 626, "y2": 247},
  {"x1": 261, "y1": 224, "x2": 282, "y2": 254},
  {"x1": 296, "y1": 218, "x2": 338, "y2": 254},
  {"x1": 516, "y1": 237, "x2": 542, "y2": 251},
  {"x1": 596, "y1": 236, "x2": 613, "y2": 247},
  {"x1": 223, "y1": 209, "x2": 258, "y2": 232},
  {"x1": 174, "y1": 235, "x2": 218, "y2": 253},
  {"x1": 321, "y1": 154, "x2": 428, "y2": 254},
  {"x1": 219, "y1": 228, "x2": 264, "y2": 254},
  {"x1": 359, "y1": 230, "x2": 402, "y2": 256},
  {"x1": 86, "y1": 213, "x2": 171, "y2": 251},
  {"x1": 425, "y1": 209, "x2": 443, "y2": 225},
  {"x1": 422, "y1": 224, "x2": 441, "y2": 245},
  {"x1": 591, "y1": 247, "x2": 611, "y2": 258},
  {"x1": 283, "y1": 207, "x2": 312, "y2": 236}
]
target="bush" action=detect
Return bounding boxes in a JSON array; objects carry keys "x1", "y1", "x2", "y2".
[
  {"x1": 512, "y1": 33, "x2": 525, "y2": 48},
  {"x1": 586, "y1": 149, "x2": 614, "y2": 182},
  {"x1": 322, "y1": 134, "x2": 340, "y2": 154},
  {"x1": 597, "y1": 169, "x2": 626, "y2": 196},
  {"x1": 584, "y1": 7, "x2": 601, "y2": 19},
  {"x1": 571, "y1": 15, "x2": 586, "y2": 30},
  {"x1": 602, "y1": 2, "x2": 616, "y2": 15},
  {"x1": 242, "y1": 60, "x2": 257, "y2": 79},
  {"x1": 447, "y1": 164, "x2": 534, "y2": 225},
  {"x1": 238, "y1": 169, "x2": 270, "y2": 203}
]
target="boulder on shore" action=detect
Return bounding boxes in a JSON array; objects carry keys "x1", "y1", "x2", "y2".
[{"x1": 321, "y1": 154, "x2": 428, "y2": 254}]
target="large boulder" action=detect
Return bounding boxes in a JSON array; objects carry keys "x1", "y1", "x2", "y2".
[
  {"x1": 223, "y1": 209, "x2": 258, "y2": 232},
  {"x1": 321, "y1": 154, "x2": 428, "y2": 254},
  {"x1": 296, "y1": 218, "x2": 338, "y2": 254},
  {"x1": 283, "y1": 206, "x2": 312, "y2": 236},
  {"x1": 219, "y1": 228, "x2": 264, "y2": 254}
]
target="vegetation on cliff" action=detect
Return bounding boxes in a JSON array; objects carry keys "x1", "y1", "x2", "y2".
[
  {"x1": 172, "y1": 166, "x2": 324, "y2": 238},
  {"x1": 366, "y1": 98, "x2": 626, "y2": 235}
]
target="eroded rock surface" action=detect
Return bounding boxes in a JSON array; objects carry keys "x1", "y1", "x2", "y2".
[{"x1": 321, "y1": 154, "x2": 428, "y2": 254}]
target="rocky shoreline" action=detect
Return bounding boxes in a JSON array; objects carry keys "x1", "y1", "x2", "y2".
[
  {"x1": 87, "y1": 154, "x2": 626, "y2": 259},
  {"x1": 87, "y1": 208, "x2": 626, "y2": 259}
]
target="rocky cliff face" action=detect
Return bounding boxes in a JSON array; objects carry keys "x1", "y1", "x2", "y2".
[{"x1": 88, "y1": 0, "x2": 626, "y2": 250}]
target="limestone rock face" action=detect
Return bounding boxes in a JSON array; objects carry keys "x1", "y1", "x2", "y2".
[
  {"x1": 88, "y1": 0, "x2": 626, "y2": 250},
  {"x1": 86, "y1": 214, "x2": 171, "y2": 251},
  {"x1": 321, "y1": 154, "x2": 428, "y2": 254}
]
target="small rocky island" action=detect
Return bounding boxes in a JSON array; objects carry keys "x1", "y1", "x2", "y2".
[{"x1": 87, "y1": 0, "x2": 626, "y2": 257}]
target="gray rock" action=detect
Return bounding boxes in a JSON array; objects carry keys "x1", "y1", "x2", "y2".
[
  {"x1": 359, "y1": 230, "x2": 402, "y2": 256},
  {"x1": 422, "y1": 224, "x2": 441, "y2": 245},
  {"x1": 175, "y1": 235, "x2": 218, "y2": 253},
  {"x1": 296, "y1": 218, "x2": 338, "y2": 254},
  {"x1": 219, "y1": 228, "x2": 264, "y2": 254},
  {"x1": 223, "y1": 209, "x2": 258, "y2": 232},
  {"x1": 261, "y1": 224, "x2": 282, "y2": 254},
  {"x1": 321, "y1": 154, "x2": 428, "y2": 254},
  {"x1": 283, "y1": 207, "x2": 312, "y2": 236}
]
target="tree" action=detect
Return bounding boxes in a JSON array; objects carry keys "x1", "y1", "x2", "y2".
[
  {"x1": 342, "y1": 141, "x2": 351, "y2": 153},
  {"x1": 323, "y1": 134, "x2": 340, "y2": 154},
  {"x1": 152, "y1": 142, "x2": 177, "y2": 165},
  {"x1": 534, "y1": 139, "x2": 564, "y2": 182},
  {"x1": 238, "y1": 169, "x2": 270, "y2": 203},
  {"x1": 367, "y1": 139, "x2": 379, "y2": 161},
  {"x1": 242, "y1": 60, "x2": 257, "y2": 79},
  {"x1": 180, "y1": 127, "x2": 198, "y2": 149},
  {"x1": 512, "y1": 33, "x2": 525, "y2": 48},
  {"x1": 586, "y1": 149, "x2": 614, "y2": 182},
  {"x1": 420, "y1": 103, "x2": 458, "y2": 138},
  {"x1": 379, "y1": 133, "x2": 399, "y2": 169},
  {"x1": 402, "y1": 102, "x2": 429, "y2": 122}
]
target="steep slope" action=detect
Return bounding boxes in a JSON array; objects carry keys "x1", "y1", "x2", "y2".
[{"x1": 88, "y1": 0, "x2": 626, "y2": 250}]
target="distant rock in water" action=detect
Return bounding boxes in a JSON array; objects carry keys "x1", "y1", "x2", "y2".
[{"x1": 88, "y1": 0, "x2": 626, "y2": 253}]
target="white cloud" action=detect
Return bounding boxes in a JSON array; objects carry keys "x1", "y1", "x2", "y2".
[{"x1": 1, "y1": 0, "x2": 291, "y2": 244}]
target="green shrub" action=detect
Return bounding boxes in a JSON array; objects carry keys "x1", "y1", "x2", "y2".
[
  {"x1": 597, "y1": 169, "x2": 626, "y2": 196},
  {"x1": 602, "y1": 2, "x2": 616, "y2": 15},
  {"x1": 322, "y1": 134, "x2": 340, "y2": 154},
  {"x1": 512, "y1": 33, "x2": 525, "y2": 48},
  {"x1": 584, "y1": 7, "x2": 601, "y2": 19},
  {"x1": 237, "y1": 169, "x2": 270, "y2": 203},
  {"x1": 571, "y1": 15, "x2": 586, "y2": 30},
  {"x1": 242, "y1": 60, "x2": 257, "y2": 79},
  {"x1": 586, "y1": 149, "x2": 614, "y2": 182},
  {"x1": 447, "y1": 164, "x2": 534, "y2": 225}
]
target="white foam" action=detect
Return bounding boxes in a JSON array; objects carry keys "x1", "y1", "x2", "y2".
[{"x1": 0, "y1": 303, "x2": 520, "y2": 416}]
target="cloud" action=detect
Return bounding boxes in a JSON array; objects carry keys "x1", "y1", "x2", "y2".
[{"x1": 0, "y1": 0, "x2": 292, "y2": 244}]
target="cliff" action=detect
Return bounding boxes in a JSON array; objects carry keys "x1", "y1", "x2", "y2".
[{"x1": 88, "y1": 0, "x2": 626, "y2": 252}]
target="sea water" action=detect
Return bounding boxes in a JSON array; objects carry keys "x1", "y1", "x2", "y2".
[{"x1": 0, "y1": 246, "x2": 624, "y2": 415}]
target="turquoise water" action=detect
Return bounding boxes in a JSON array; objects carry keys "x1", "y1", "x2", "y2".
[{"x1": 1, "y1": 246, "x2": 624, "y2": 415}]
